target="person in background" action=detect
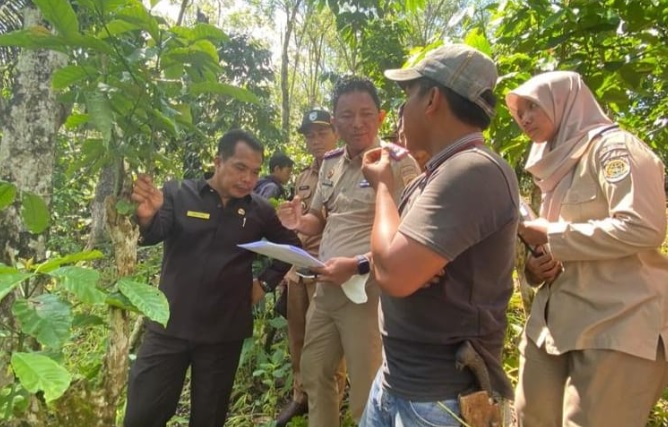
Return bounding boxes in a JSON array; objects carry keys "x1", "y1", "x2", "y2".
[
  {"x1": 277, "y1": 76, "x2": 421, "y2": 426},
  {"x1": 507, "y1": 70, "x2": 668, "y2": 427},
  {"x1": 254, "y1": 152, "x2": 294, "y2": 200},
  {"x1": 275, "y1": 108, "x2": 347, "y2": 427},
  {"x1": 359, "y1": 44, "x2": 518, "y2": 426},
  {"x1": 124, "y1": 129, "x2": 300, "y2": 427}
]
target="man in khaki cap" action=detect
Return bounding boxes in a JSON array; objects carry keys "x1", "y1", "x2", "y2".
[
  {"x1": 275, "y1": 108, "x2": 346, "y2": 427},
  {"x1": 359, "y1": 44, "x2": 519, "y2": 426},
  {"x1": 277, "y1": 76, "x2": 420, "y2": 426}
]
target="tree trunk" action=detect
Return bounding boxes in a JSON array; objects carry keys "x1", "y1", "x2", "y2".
[
  {"x1": 53, "y1": 187, "x2": 138, "y2": 426},
  {"x1": 0, "y1": 4, "x2": 66, "y2": 396},
  {"x1": 280, "y1": 0, "x2": 302, "y2": 135},
  {"x1": 85, "y1": 162, "x2": 118, "y2": 250},
  {"x1": 96, "y1": 174, "x2": 139, "y2": 426}
]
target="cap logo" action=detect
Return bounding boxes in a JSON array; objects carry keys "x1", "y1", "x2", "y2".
[{"x1": 309, "y1": 112, "x2": 318, "y2": 121}]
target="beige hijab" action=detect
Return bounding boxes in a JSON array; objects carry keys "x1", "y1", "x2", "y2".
[{"x1": 506, "y1": 71, "x2": 614, "y2": 220}]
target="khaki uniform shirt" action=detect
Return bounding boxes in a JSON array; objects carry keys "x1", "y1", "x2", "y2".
[
  {"x1": 285, "y1": 161, "x2": 321, "y2": 282},
  {"x1": 310, "y1": 140, "x2": 420, "y2": 309},
  {"x1": 527, "y1": 130, "x2": 668, "y2": 361}
]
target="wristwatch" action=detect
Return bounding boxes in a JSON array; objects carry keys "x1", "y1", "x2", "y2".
[
  {"x1": 257, "y1": 279, "x2": 272, "y2": 293},
  {"x1": 356, "y1": 255, "x2": 371, "y2": 275}
]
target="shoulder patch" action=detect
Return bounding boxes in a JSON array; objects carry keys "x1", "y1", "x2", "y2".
[
  {"x1": 323, "y1": 147, "x2": 344, "y2": 160},
  {"x1": 602, "y1": 156, "x2": 631, "y2": 183},
  {"x1": 380, "y1": 141, "x2": 409, "y2": 160}
]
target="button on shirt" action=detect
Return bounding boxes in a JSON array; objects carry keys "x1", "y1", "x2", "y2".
[{"x1": 139, "y1": 178, "x2": 300, "y2": 343}]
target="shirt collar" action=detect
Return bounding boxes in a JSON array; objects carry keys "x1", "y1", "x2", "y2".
[
  {"x1": 425, "y1": 132, "x2": 484, "y2": 175},
  {"x1": 343, "y1": 138, "x2": 381, "y2": 162},
  {"x1": 197, "y1": 178, "x2": 252, "y2": 203}
]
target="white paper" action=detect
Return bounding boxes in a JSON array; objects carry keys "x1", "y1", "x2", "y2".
[
  {"x1": 341, "y1": 273, "x2": 369, "y2": 304},
  {"x1": 238, "y1": 240, "x2": 324, "y2": 268},
  {"x1": 238, "y1": 240, "x2": 369, "y2": 304}
]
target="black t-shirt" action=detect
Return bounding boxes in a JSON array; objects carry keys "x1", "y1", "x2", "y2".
[
  {"x1": 140, "y1": 178, "x2": 300, "y2": 343},
  {"x1": 381, "y1": 141, "x2": 519, "y2": 400}
]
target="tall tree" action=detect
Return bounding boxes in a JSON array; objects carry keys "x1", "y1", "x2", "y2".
[{"x1": 0, "y1": 7, "x2": 67, "y2": 424}]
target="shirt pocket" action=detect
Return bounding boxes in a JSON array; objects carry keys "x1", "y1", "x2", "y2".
[
  {"x1": 347, "y1": 186, "x2": 375, "y2": 211},
  {"x1": 560, "y1": 181, "x2": 599, "y2": 222}
]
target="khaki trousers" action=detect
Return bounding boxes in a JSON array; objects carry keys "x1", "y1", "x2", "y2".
[
  {"x1": 286, "y1": 277, "x2": 346, "y2": 404},
  {"x1": 515, "y1": 335, "x2": 668, "y2": 427},
  {"x1": 300, "y1": 288, "x2": 382, "y2": 427}
]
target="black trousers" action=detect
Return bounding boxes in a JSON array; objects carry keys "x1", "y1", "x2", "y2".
[{"x1": 124, "y1": 330, "x2": 244, "y2": 427}]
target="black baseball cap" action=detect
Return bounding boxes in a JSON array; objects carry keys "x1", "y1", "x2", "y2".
[{"x1": 298, "y1": 109, "x2": 332, "y2": 133}]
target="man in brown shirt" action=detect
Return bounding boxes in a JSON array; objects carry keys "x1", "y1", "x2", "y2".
[
  {"x1": 278, "y1": 77, "x2": 420, "y2": 426},
  {"x1": 275, "y1": 109, "x2": 346, "y2": 426}
]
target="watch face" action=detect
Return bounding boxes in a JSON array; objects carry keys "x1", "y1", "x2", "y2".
[{"x1": 357, "y1": 256, "x2": 370, "y2": 275}]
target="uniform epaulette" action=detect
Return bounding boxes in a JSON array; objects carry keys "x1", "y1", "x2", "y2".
[
  {"x1": 323, "y1": 147, "x2": 345, "y2": 160},
  {"x1": 380, "y1": 141, "x2": 409, "y2": 160}
]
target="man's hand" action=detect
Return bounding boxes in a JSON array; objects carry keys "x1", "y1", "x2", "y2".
[
  {"x1": 519, "y1": 218, "x2": 550, "y2": 246},
  {"x1": 276, "y1": 196, "x2": 303, "y2": 231},
  {"x1": 362, "y1": 147, "x2": 395, "y2": 191},
  {"x1": 311, "y1": 257, "x2": 358, "y2": 286},
  {"x1": 525, "y1": 249, "x2": 562, "y2": 285},
  {"x1": 251, "y1": 279, "x2": 266, "y2": 305},
  {"x1": 131, "y1": 174, "x2": 163, "y2": 225}
]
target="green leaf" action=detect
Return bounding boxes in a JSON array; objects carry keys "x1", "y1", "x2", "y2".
[
  {"x1": 0, "y1": 262, "x2": 19, "y2": 274},
  {"x1": 35, "y1": 250, "x2": 104, "y2": 274},
  {"x1": 118, "y1": 278, "x2": 170, "y2": 327},
  {"x1": 68, "y1": 34, "x2": 114, "y2": 54},
  {"x1": 105, "y1": 291, "x2": 139, "y2": 313},
  {"x1": 98, "y1": 19, "x2": 140, "y2": 39},
  {"x1": 85, "y1": 91, "x2": 113, "y2": 143},
  {"x1": 52, "y1": 65, "x2": 95, "y2": 89},
  {"x1": 0, "y1": 272, "x2": 31, "y2": 302},
  {"x1": 64, "y1": 113, "x2": 90, "y2": 130},
  {"x1": 464, "y1": 28, "x2": 492, "y2": 57},
  {"x1": 189, "y1": 82, "x2": 260, "y2": 104},
  {"x1": 11, "y1": 352, "x2": 72, "y2": 403},
  {"x1": 171, "y1": 24, "x2": 229, "y2": 43},
  {"x1": 50, "y1": 266, "x2": 106, "y2": 305},
  {"x1": 115, "y1": 199, "x2": 136, "y2": 216},
  {"x1": 33, "y1": 0, "x2": 80, "y2": 38},
  {"x1": 20, "y1": 192, "x2": 49, "y2": 234},
  {"x1": 0, "y1": 27, "x2": 68, "y2": 52},
  {"x1": 72, "y1": 313, "x2": 105, "y2": 328},
  {"x1": 116, "y1": 2, "x2": 160, "y2": 41},
  {"x1": 0, "y1": 181, "x2": 17, "y2": 210},
  {"x1": 268, "y1": 316, "x2": 287, "y2": 329},
  {"x1": 13, "y1": 294, "x2": 72, "y2": 349},
  {"x1": 0, "y1": 383, "x2": 30, "y2": 419}
]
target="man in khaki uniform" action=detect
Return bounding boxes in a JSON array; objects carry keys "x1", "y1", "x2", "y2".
[
  {"x1": 275, "y1": 108, "x2": 346, "y2": 427},
  {"x1": 507, "y1": 71, "x2": 668, "y2": 427},
  {"x1": 278, "y1": 76, "x2": 420, "y2": 426}
]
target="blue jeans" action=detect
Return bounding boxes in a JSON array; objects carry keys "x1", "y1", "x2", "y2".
[{"x1": 359, "y1": 369, "x2": 462, "y2": 427}]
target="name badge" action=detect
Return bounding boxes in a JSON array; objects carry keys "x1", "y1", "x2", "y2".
[{"x1": 187, "y1": 210, "x2": 210, "y2": 220}]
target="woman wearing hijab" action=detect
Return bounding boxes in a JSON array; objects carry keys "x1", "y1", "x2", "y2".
[{"x1": 506, "y1": 71, "x2": 668, "y2": 427}]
